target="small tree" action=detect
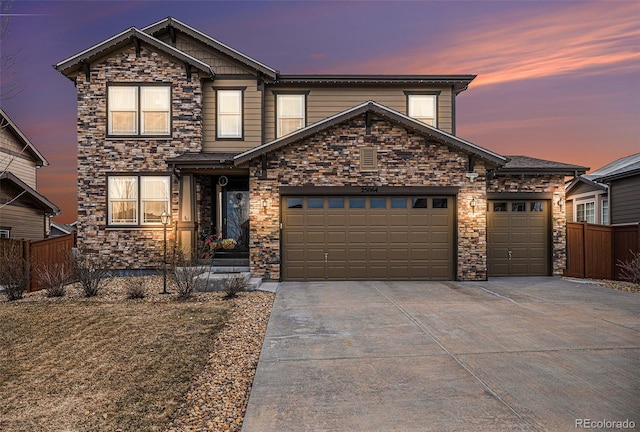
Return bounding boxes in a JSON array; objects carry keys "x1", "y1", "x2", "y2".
[
  {"x1": 123, "y1": 271, "x2": 148, "y2": 300},
  {"x1": 169, "y1": 251, "x2": 205, "y2": 300},
  {"x1": 0, "y1": 240, "x2": 30, "y2": 300},
  {"x1": 71, "y1": 249, "x2": 111, "y2": 297},
  {"x1": 222, "y1": 274, "x2": 249, "y2": 300},
  {"x1": 617, "y1": 251, "x2": 640, "y2": 286},
  {"x1": 38, "y1": 262, "x2": 71, "y2": 298}
]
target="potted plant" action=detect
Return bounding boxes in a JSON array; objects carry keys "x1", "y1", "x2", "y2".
[{"x1": 220, "y1": 238, "x2": 237, "y2": 250}]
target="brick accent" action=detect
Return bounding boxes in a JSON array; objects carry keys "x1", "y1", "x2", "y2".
[
  {"x1": 488, "y1": 175, "x2": 567, "y2": 276},
  {"x1": 75, "y1": 45, "x2": 203, "y2": 269},
  {"x1": 248, "y1": 114, "x2": 489, "y2": 281}
]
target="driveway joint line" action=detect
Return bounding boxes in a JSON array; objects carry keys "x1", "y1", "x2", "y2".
[{"x1": 369, "y1": 281, "x2": 540, "y2": 432}]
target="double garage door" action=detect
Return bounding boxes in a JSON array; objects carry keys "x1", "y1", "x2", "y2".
[{"x1": 282, "y1": 195, "x2": 454, "y2": 280}]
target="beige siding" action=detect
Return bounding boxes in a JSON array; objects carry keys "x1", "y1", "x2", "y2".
[
  {"x1": 0, "y1": 204, "x2": 45, "y2": 240},
  {"x1": 156, "y1": 34, "x2": 251, "y2": 75},
  {"x1": 202, "y1": 79, "x2": 262, "y2": 153},
  {"x1": 0, "y1": 126, "x2": 38, "y2": 188},
  {"x1": 264, "y1": 86, "x2": 454, "y2": 142}
]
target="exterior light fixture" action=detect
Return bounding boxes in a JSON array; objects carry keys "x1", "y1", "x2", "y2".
[
  {"x1": 557, "y1": 198, "x2": 564, "y2": 207},
  {"x1": 262, "y1": 199, "x2": 268, "y2": 209},
  {"x1": 160, "y1": 211, "x2": 171, "y2": 295}
]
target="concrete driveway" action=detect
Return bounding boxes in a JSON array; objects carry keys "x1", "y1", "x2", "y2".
[{"x1": 242, "y1": 278, "x2": 640, "y2": 431}]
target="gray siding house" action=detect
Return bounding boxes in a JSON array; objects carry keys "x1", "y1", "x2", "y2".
[
  {"x1": 55, "y1": 17, "x2": 587, "y2": 281},
  {"x1": 0, "y1": 108, "x2": 60, "y2": 240},
  {"x1": 566, "y1": 153, "x2": 640, "y2": 225}
]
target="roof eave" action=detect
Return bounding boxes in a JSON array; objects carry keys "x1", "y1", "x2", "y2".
[
  {"x1": 141, "y1": 16, "x2": 277, "y2": 79},
  {"x1": 54, "y1": 27, "x2": 214, "y2": 79},
  {"x1": 235, "y1": 101, "x2": 506, "y2": 167},
  {"x1": 598, "y1": 167, "x2": 640, "y2": 182},
  {"x1": 0, "y1": 108, "x2": 49, "y2": 166},
  {"x1": 0, "y1": 172, "x2": 60, "y2": 214}
]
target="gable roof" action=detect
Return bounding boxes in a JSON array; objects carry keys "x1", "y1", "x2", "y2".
[
  {"x1": 0, "y1": 171, "x2": 60, "y2": 214},
  {"x1": 495, "y1": 155, "x2": 588, "y2": 176},
  {"x1": 0, "y1": 107, "x2": 48, "y2": 167},
  {"x1": 55, "y1": 26, "x2": 214, "y2": 79},
  {"x1": 566, "y1": 152, "x2": 640, "y2": 194},
  {"x1": 586, "y1": 153, "x2": 640, "y2": 182},
  {"x1": 234, "y1": 100, "x2": 507, "y2": 166},
  {"x1": 141, "y1": 17, "x2": 278, "y2": 79}
]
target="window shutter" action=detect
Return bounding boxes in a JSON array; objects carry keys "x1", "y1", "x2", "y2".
[{"x1": 360, "y1": 147, "x2": 377, "y2": 171}]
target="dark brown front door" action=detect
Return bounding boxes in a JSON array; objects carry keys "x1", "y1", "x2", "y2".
[
  {"x1": 487, "y1": 200, "x2": 550, "y2": 276},
  {"x1": 282, "y1": 196, "x2": 454, "y2": 281}
]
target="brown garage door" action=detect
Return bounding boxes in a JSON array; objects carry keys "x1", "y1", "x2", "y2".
[
  {"x1": 487, "y1": 200, "x2": 550, "y2": 276},
  {"x1": 282, "y1": 196, "x2": 454, "y2": 281}
]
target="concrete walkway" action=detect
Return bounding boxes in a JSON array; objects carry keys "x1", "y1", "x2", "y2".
[{"x1": 242, "y1": 278, "x2": 640, "y2": 431}]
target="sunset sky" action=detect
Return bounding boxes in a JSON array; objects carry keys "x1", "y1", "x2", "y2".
[{"x1": 1, "y1": 0, "x2": 639, "y2": 223}]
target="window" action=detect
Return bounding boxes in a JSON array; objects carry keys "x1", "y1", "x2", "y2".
[
  {"x1": 286, "y1": 197, "x2": 303, "y2": 209},
  {"x1": 217, "y1": 89, "x2": 243, "y2": 139},
  {"x1": 370, "y1": 198, "x2": 386, "y2": 209},
  {"x1": 108, "y1": 175, "x2": 170, "y2": 226},
  {"x1": 576, "y1": 202, "x2": 595, "y2": 223},
  {"x1": 493, "y1": 203, "x2": 507, "y2": 212},
  {"x1": 432, "y1": 198, "x2": 448, "y2": 209},
  {"x1": 349, "y1": 197, "x2": 365, "y2": 209},
  {"x1": 108, "y1": 85, "x2": 170, "y2": 136},
  {"x1": 602, "y1": 200, "x2": 609, "y2": 225},
  {"x1": 0, "y1": 229, "x2": 9, "y2": 238},
  {"x1": 531, "y1": 202, "x2": 544, "y2": 212},
  {"x1": 307, "y1": 198, "x2": 324, "y2": 209},
  {"x1": 512, "y1": 202, "x2": 526, "y2": 212},
  {"x1": 412, "y1": 198, "x2": 428, "y2": 209},
  {"x1": 328, "y1": 197, "x2": 344, "y2": 209},
  {"x1": 277, "y1": 94, "x2": 305, "y2": 137},
  {"x1": 407, "y1": 94, "x2": 437, "y2": 126},
  {"x1": 390, "y1": 197, "x2": 407, "y2": 209}
]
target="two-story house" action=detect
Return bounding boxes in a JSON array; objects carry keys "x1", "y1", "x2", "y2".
[
  {"x1": 0, "y1": 107, "x2": 60, "y2": 240},
  {"x1": 55, "y1": 17, "x2": 586, "y2": 281}
]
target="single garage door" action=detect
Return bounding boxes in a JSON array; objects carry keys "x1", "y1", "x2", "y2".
[
  {"x1": 487, "y1": 200, "x2": 550, "y2": 276},
  {"x1": 282, "y1": 196, "x2": 454, "y2": 281}
]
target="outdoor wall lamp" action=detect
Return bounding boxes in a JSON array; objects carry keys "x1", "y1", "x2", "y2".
[
  {"x1": 160, "y1": 211, "x2": 171, "y2": 295},
  {"x1": 557, "y1": 198, "x2": 564, "y2": 207},
  {"x1": 470, "y1": 198, "x2": 477, "y2": 209},
  {"x1": 262, "y1": 199, "x2": 268, "y2": 208}
]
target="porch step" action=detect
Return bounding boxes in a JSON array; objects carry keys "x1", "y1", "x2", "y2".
[
  {"x1": 198, "y1": 258, "x2": 250, "y2": 267},
  {"x1": 195, "y1": 272, "x2": 263, "y2": 292}
]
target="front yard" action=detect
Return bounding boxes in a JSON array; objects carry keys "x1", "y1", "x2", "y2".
[{"x1": 0, "y1": 277, "x2": 274, "y2": 431}]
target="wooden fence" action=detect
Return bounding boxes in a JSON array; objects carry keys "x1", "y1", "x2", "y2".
[
  {"x1": 565, "y1": 222, "x2": 639, "y2": 280},
  {"x1": 0, "y1": 232, "x2": 77, "y2": 292}
]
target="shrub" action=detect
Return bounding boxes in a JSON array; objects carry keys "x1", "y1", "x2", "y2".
[
  {"x1": 71, "y1": 249, "x2": 111, "y2": 297},
  {"x1": 0, "y1": 241, "x2": 30, "y2": 301},
  {"x1": 618, "y1": 251, "x2": 640, "y2": 286},
  {"x1": 38, "y1": 262, "x2": 71, "y2": 298},
  {"x1": 124, "y1": 272, "x2": 148, "y2": 300},
  {"x1": 169, "y1": 251, "x2": 205, "y2": 300},
  {"x1": 222, "y1": 274, "x2": 249, "y2": 299}
]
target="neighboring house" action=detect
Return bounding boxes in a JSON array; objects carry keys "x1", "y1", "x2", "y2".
[
  {"x1": 55, "y1": 17, "x2": 587, "y2": 281},
  {"x1": 50, "y1": 221, "x2": 77, "y2": 237},
  {"x1": 565, "y1": 153, "x2": 640, "y2": 225},
  {"x1": 0, "y1": 108, "x2": 60, "y2": 240}
]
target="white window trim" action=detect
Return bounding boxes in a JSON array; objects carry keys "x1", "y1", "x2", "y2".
[
  {"x1": 276, "y1": 93, "x2": 307, "y2": 138},
  {"x1": 0, "y1": 229, "x2": 10, "y2": 238},
  {"x1": 406, "y1": 92, "x2": 438, "y2": 127},
  {"x1": 576, "y1": 200, "x2": 596, "y2": 224},
  {"x1": 216, "y1": 89, "x2": 244, "y2": 139},
  {"x1": 107, "y1": 175, "x2": 171, "y2": 227},
  {"x1": 107, "y1": 84, "x2": 171, "y2": 137}
]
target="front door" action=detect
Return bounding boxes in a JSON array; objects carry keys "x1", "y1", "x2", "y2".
[{"x1": 220, "y1": 178, "x2": 249, "y2": 253}]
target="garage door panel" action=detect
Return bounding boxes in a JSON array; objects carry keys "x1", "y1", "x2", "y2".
[
  {"x1": 488, "y1": 199, "x2": 550, "y2": 277},
  {"x1": 283, "y1": 195, "x2": 454, "y2": 280}
]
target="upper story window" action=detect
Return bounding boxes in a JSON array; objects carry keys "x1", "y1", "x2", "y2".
[
  {"x1": 277, "y1": 94, "x2": 306, "y2": 138},
  {"x1": 217, "y1": 89, "x2": 243, "y2": 139},
  {"x1": 107, "y1": 85, "x2": 171, "y2": 136},
  {"x1": 0, "y1": 228, "x2": 10, "y2": 238},
  {"x1": 602, "y1": 200, "x2": 609, "y2": 225},
  {"x1": 406, "y1": 93, "x2": 437, "y2": 127},
  {"x1": 107, "y1": 175, "x2": 170, "y2": 226}
]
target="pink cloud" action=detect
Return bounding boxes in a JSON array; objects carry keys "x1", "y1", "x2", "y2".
[{"x1": 333, "y1": 2, "x2": 640, "y2": 88}]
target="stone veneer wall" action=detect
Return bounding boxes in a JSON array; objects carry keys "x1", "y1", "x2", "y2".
[
  {"x1": 247, "y1": 114, "x2": 489, "y2": 281},
  {"x1": 487, "y1": 175, "x2": 567, "y2": 276},
  {"x1": 75, "y1": 46, "x2": 202, "y2": 269}
]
